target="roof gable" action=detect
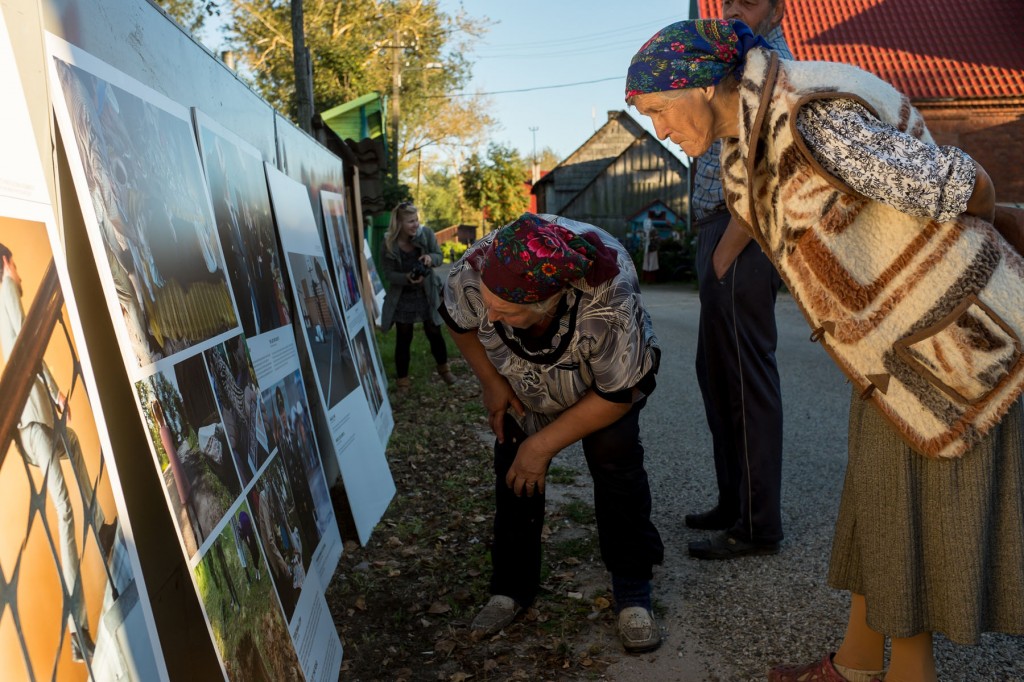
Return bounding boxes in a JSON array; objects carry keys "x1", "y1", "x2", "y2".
[
  {"x1": 697, "y1": 0, "x2": 1024, "y2": 100},
  {"x1": 557, "y1": 135, "x2": 688, "y2": 216},
  {"x1": 535, "y1": 111, "x2": 648, "y2": 189}
]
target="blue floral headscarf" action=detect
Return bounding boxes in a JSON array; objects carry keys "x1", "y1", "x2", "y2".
[{"x1": 625, "y1": 19, "x2": 768, "y2": 98}]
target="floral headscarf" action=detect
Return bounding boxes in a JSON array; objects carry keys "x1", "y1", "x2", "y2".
[
  {"x1": 625, "y1": 19, "x2": 768, "y2": 98},
  {"x1": 481, "y1": 214, "x2": 619, "y2": 304}
]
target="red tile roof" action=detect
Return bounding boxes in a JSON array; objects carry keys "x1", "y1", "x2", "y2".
[{"x1": 696, "y1": 0, "x2": 1024, "y2": 100}]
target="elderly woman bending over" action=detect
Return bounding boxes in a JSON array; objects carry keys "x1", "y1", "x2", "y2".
[
  {"x1": 441, "y1": 213, "x2": 664, "y2": 653},
  {"x1": 628, "y1": 19, "x2": 1024, "y2": 682}
]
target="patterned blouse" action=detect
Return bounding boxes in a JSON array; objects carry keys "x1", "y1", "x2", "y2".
[
  {"x1": 795, "y1": 98, "x2": 976, "y2": 222},
  {"x1": 441, "y1": 217, "x2": 660, "y2": 434}
]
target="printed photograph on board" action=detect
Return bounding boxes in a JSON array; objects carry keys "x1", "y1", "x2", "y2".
[
  {"x1": 244, "y1": 455, "x2": 310, "y2": 622},
  {"x1": 195, "y1": 113, "x2": 291, "y2": 340},
  {"x1": 204, "y1": 334, "x2": 271, "y2": 488},
  {"x1": 363, "y1": 238, "x2": 385, "y2": 326},
  {"x1": 135, "y1": 355, "x2": 241, "y2": 558},
  {"x1": 286, "y1": 252, "x2": 360, "y2": 410},
  {"x1": 194, "y1": 502, "x2": 301, "y2": 682},
  {"x1": 321, "y1": 191, "x2": 361, "y2": 312},
  {"x1": 261, "y1": 371, "x2": 332, "y2": 537},
  {"x1": 49, "y1": 50, "x2": 237, "y2": 369},
  {"x1": 352, "y1": 328, "x2": 384, "y2": 418},
  {"x1": 0, "y1": 220, "x2": 158, "y2": 680}
]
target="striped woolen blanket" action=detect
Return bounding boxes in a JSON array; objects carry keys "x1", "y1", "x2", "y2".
[{"x1": 722, "y1": 49, "x2": 1024, "y2": 458}]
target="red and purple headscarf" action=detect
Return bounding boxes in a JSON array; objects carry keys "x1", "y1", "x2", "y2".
[
  {"x1": 481, "y1": 214, "x2": 619, "y2": 304},
  {"x1": 625, "y1": 19, "x2": 768, "y2": 99}
]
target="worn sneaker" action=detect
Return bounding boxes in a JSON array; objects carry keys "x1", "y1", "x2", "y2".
[
  {"x1": 469, "y1": 595, "x2": 521, "y2": 639},
  {"x1": 617, "y1": 606, "x2": 661, "y2": 653}
]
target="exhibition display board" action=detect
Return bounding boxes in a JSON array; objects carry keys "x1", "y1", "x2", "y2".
[
  {"x1": 0, "y1": 0, "x2": 401, "y2": 675},
  {"x1": 45, "y1": 34, "x2": 346, "y2": 682},
  {"x1": 267, "y1": 166, "x2": 396, "y2": 545},
  {"x1": 363, "y1": 239, "x2": 387, "y2": 328},
  {"x1": 321, "y1": 190, "x2": 394, "y2": 446},
  {"x1": 0, "y1": 12, "x2": 167, "y2": 680}
]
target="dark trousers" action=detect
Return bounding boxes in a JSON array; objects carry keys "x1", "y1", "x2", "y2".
[
  {"x1": 490, "y1": 404, "x2": 664, "y2": 607},
  {"x1": 694, "y1": 210, "x2": 784, "y2": 544},
  {"x1": 394, "y1": 320, "x2": 447, "y2": 378}
]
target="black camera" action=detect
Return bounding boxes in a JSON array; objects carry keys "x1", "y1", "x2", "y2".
[{"x1": 410, "y1": 260, "x2": 432, "y2": 279}]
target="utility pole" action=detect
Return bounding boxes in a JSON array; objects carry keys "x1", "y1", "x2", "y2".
[
  {"x1": 390, "y1": 25, "x2": 402, "y2": 181},
  {"x1": 292, "y1": 0, "x2": 313, "y2": 133},
  {"x1": 529, "y1": 126, "x2": 539, "y2": 184}
]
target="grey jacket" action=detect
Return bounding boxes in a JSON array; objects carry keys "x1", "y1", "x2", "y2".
[{"x1": 379, "y1": 227, "x2": 443, "y2": 331}]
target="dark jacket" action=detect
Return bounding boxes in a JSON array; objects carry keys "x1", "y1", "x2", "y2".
[{"x1": 379, "y1": 227, "x2": 443, "y2": 331}]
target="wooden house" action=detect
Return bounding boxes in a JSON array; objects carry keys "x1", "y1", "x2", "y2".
[
  {"x1": 532, "y1": 111, "x2": 689, "y2": 238},
  {"x1": 697, "y1": 0, "x2": 1024, "y2": 203},
  {"x1": 623, "y1": 200, "x2": 682, "y2": 254}
]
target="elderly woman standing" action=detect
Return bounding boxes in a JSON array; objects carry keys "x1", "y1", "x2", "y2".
[
  {"x1": 441, "y1": 213, "x2": 664, "y2": 653},
  {"x1": 628, "y1": 19, "x2": 1024, "y2": 682}
]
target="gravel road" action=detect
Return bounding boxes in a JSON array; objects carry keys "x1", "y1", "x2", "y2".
[{"x1": 557, "y1": 283, "x2": 1023, "y2": 681}]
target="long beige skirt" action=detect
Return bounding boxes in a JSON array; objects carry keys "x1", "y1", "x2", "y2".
[{"x1": 828, "y1": 393, "x2": 1024, "y2": 644}]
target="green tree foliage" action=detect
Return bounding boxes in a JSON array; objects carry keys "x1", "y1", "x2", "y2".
[
  {"x1": 225, "y1": 0, "x2": 494, "y2": 176},
  {"x1": 523, "y1": 146, "x2": 562, "y2": 175},
  {"x1": 418, "y1": 166, "x2": 465, "y2": 229},
  {"x1": 461, "y1": 143, "x2": 529, "y2": 229}
]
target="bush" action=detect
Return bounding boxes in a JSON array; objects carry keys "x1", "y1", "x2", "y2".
[
  {"x1": 440, "y1": 240, "x2": 469, "y2": 263},
  {"x1": 653, "y1": 233, "x2": 697, "y2": 282}
]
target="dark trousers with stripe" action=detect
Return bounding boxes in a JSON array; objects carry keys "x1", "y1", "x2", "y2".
[
  {"x1": 490, "y1": 405, "x2": 664, "y2": 607},
  {"x1": 694, "y1": 210, "x2": 784, "y2": 544}
]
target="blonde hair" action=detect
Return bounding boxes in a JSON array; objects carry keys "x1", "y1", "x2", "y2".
[{"x1": 385, "y1": 202, "x2": 418, "y2": 252}]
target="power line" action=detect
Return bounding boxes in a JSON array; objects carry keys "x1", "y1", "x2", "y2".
[
  {"x1": 476, "y1": 13, "x2": 678, "y2": 49},
  {"x1": 424, "y1": 75, "x2": 622, "y2": 98}
]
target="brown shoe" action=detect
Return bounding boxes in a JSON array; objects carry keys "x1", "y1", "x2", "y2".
[
  {"x1": 396, "y1": 377, "x2": 411, "y2": 395},
  {"x1": 437, "y1": 363, "x2": 456, "y2": 385}
]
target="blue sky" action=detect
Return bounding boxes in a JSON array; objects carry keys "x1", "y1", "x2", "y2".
[
  {"x1": 437, "y1": 0, "x2": 694, "y2": 163},
  {"x1": 197, "y1": 1, "x2": 694, "y2": 165}
]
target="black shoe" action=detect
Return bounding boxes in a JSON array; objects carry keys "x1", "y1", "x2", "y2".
[
  {"x1": 684, "y1": 506, "x2": 736, "y2": 531},
  {"x1": 688, "y1": 531, "x2": 779, "y2": 560}
]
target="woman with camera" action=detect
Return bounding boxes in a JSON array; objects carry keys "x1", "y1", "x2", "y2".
[{"x1": 380, "y1": 202, "x2": 456, "y2": 393}]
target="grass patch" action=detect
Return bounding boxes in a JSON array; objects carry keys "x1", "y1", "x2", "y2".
[
  {"x1": 327, "y1": 325, "x2": 621, "y2": 680},
  {"x1": 562, "y1": 499, "x2": 595, "y2": 525},
  {"x1": 548, "y1": 465, "x2": 577, "y2": 485}
]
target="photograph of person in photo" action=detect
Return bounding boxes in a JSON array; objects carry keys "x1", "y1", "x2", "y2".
[
  {"x1": 194, "y1": 502, "x2": 301, "y2": 682},
  {"x1": 270, "y1": 384, "x2": 323, "y2": 565},
  {"x1": 198, "y1": 122, "x2": 291, "y2": 339},
  {"x1": 352, "y1": 327, "x2": 384, "y2": 417},
  {"x1": 204, "y1": 335, "x2": 270, "y2": 487},
  {"x1": 136, "y1": 355, "x2": 241, "y2": 557},
  {"x1": 245, "y1": 456, "x2": 307, "y2": 621},
  {"x1": 322, "y1": 192, "x2": 362, "y2": 312},
  {"x1": 260, "y1": 371, "x2": 334, "y2": 539},
  {"x1": 52, "y1": 57, "x2": 238, "y2": 368},
  {"x1": 0, "y1": 229, "x2": 129, "y2": 678},
  {"x1": 286, "y1": 251, "x2": 360, "y2": 409}
]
